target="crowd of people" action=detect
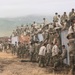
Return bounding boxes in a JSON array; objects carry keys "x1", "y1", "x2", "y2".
[{"x1": 10, "y1": 8, "x2": 75, "y2": 74}]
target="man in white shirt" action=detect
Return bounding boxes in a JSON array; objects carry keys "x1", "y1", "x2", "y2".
[
  {"x1": 52, "y1": 42, "x2": 59, "y2": 57},
  {"x1": 38, "y1": 43, "x2": 46, "y2": 67},
  {"x1": 52, "y1": 42, "x2": 60, "y2": 69}
]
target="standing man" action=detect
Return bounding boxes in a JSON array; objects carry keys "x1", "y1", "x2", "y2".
[
  {"x1": 29, "y1": 43, "x2": 34, "y2": 62},
  {"x1": 46, "y1": 41, "x2": 52, "y2": 66},
  {"x1": 12, "y1": 42, "x2": 18, "y2": 56},
  {"x1": 52, "y1": 42, "x2": 60, "y2": 69},
  {"x1": 38, "y1": 43, "x2": 46, "y2": 67},
  {"x1": 17, "y1": 42, "x2": 20, "y2": 58},
  {"x1": 61, "y1": 45, "x2": 67, "y2": 66},
  {"x1": 0, "y1": 42, "x2": 2, "y2": 52},
  {"x1": 34, "y1": 41, "x2": 40, "y2": 62},
  {"x1": 61, "y1": 45, "x2": 67, "y2": 60}
]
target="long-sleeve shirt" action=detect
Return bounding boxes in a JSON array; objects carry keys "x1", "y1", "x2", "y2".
[
  {"x1": 69, "y1": 12, "x2": 75, "y2": 20},
  {"x1": 39, "y1": 46, "x2": 46, "y2": 56},
  {"x1": 53, "y1": 15, "x2": 58, "y2": 22},
  {"x1": 52, "y1": 45, "x2": 59, "y2": 57},
  {"x1": 61, "y1": 15, "x2": 68, "y2": 23}
]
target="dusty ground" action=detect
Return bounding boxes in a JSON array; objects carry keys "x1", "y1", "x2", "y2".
[{"x1": 0, "y1": 51, "x2": 71, "y2": 75}]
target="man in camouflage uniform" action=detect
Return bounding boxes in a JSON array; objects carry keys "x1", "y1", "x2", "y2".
[
  {"x1": 17, "y1": 42, "x2": 21, "y2": 58},
  {"x1": 11, "y1": 42, "x2": 17, "y2": 55},
  {"x1": 61, "y1": 45, "x2": 67, "y2": 60},
  {"x1": 21, "y1": 43, "x2": 26, "y2": 58},
  {"x1": 17, "y1": 42, "x2": 24, "y2": 58},
  {"x1": 46, "y1": 41, "x2": 52, "y2": 66},
  {"x1": 29, "y1": 43, "x2": 34, "y2": 62},
  {"x1": 34, "y1": 41, "x2": 40, "y2": 62}
]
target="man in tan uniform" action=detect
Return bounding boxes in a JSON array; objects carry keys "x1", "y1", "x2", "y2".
[
  {"x1": 61, "y1": 12, "x2": 68, "y2": 23},
  {"x1": 69, "y1": 9, "x2": 75, "y2": 20}
]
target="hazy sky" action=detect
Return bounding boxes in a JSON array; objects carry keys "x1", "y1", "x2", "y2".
[{"x1": 0, "y1": 0, "x2": 75, "y2": 18}]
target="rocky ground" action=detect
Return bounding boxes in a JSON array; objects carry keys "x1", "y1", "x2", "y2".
[{"x1": 0, "y1": 52, "x2": 72, "y2": 75}]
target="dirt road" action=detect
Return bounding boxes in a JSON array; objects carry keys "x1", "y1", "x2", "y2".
[
  {"x1": 0, "y1": 52, "x2": 16, "y2": 59},
  {"x1": 0, "y1": 52, "x2": 70, "y2": 75}
]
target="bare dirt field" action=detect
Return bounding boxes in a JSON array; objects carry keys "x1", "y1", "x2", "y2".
[{"x1": 0, "y1": 52, "x2": 72, "y2": 75}]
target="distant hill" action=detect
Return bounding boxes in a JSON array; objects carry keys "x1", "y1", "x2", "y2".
[{"x1": 0, "y1": 15, "x2": 53, "y2": 37}]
